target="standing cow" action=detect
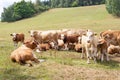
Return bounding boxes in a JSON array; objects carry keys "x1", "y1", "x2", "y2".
[
  {"x1": 10, "y1": 33, "x2": 25, "y2": 48},
  {"x1": 81, "y1": 30, "x2": 98, "y2": 64},
  {"x1": 97, "y1": 38, "x2": 109, "y2": 62},
  {"x1": 100, "y1": 30, "x2": 120, "y2": 46}
]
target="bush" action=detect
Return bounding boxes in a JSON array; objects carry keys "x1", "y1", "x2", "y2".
[{"x1": 106, "y1": 0, "x2": 120, "y2": 17}]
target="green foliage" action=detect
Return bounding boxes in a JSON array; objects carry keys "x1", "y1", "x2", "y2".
[
  {"x1": 72, "y1": 0, "x2": 79, "y2": 7},
  {"x1": 1, "y1": 0, "x2": 49, "y2": 22},
  {"x1": 106, "y1": 0, "x2": 120, "y2": 17},
  {"x1": 14, "y1": 0, "x2": 35, "y2": 19},
  {"x1": 1, "y1": 5, "x2": 16, "y2": 22},
  {"x1": 50, "y1": 0, "x2": 105, "y2": 8},
  {"x1": 1, "y1": 0, "x2": 106, "y2": 22}
]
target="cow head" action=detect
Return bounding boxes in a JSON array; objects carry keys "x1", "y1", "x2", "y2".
[
  {"x1": 29, "y1": 30, "x2": 38, "y2": 37},
  {"x1": 10, "y1": 33, "x2": 18, "y2": 41},
  {"x1": 60, "y1": 34, "x2": 65, "y2": 40},
  {"x1": 24, "y1": 39, "x2": 38, "y2": 49},
  {"x1": 84, "y1": 30, "x2": 97, "y2": 43}
]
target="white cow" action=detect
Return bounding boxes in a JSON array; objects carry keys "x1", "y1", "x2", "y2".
[{"x1": 81, "y1": 30, "x2": 98, "y2": 64}]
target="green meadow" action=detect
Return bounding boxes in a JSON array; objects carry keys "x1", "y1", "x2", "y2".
[{"x1": 0, "y1": 5, "x2": 120, "y2": 80}]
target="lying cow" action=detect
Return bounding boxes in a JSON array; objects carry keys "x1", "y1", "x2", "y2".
[
  {"x1": 10, "y1": 33, "x2": 25, "y2": 48},
  {"x1": 97, "y1": 38, "x2": 109, "y2": 61},
  {"x1": 81, "y1": 30, "x2": 98, "y2": 64},
  {"x1": 37, "y1": 43, "x2": 51, "y2": 51},
  {"x1": 10, "y1": 39, "x2": 39, "y2": 66},
  {"x1": 75, "y1": 43, "x2": 82, "y2": 52},
  {"x1": 108, "y1": 44, "x2": 120, "y2": 55}
]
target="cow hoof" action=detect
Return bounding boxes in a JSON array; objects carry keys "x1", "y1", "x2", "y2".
[{"x1": 87, "y1": 61, "x2": 90, "y2": 64}]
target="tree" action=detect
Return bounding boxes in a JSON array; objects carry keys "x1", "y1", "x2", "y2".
[
  {"x1": 72, "y1": 0, "x2": 79, "y2": 7},
  {"x1": 1, "y1": 4, "x2": 19, "y2": 22},
  {"x1": 14, "y1": 0, "x2": 35, "y2": 19},
  {"x1": 106, "y1": 0, "x2": 120, "y2": 17}
]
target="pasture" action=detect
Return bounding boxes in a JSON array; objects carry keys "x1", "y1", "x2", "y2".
[{"x1": 0, "y1": 5, "x2": 120, "y2": 80}]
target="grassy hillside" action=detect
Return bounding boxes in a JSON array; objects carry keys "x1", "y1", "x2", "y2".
[{"x1": 0, "y1": 5, "x2": 120, "y2": 80}]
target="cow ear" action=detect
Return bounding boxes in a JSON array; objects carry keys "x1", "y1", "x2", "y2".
[
  {"x1": 94, "y1": 32, "x2": 97, "y2": 35},
  {"x1": 10, "y1": 34, "x2": 13, "y2": 36}
]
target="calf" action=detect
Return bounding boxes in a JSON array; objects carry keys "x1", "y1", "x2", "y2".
[
  {"x1": 10, "y1": 33, "x2": 25, "y2": 48},
  {"x1": 97, "y1": 38, "x2": 109, "y2": 61},
  {"x1": 10, "y1": 39, "x2": 39, "y2": 66},
  {"x1": 81, "y1": 30, "x2": 98, "y2": 64},
  {"x1": 107, "y1": 44, "x2": 120, "y2": 55}
]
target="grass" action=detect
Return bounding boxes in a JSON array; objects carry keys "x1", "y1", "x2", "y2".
[{"x1": 0, "y1": 5, "x2": 120, "y2": 80}]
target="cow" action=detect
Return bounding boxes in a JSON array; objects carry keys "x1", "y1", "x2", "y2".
[
  {"x1": 37, "y1": 43, "x2": 51, "y2": 51},
  {"x1": 57, "y1": 39, "x2": 65, "y2": 50},
  {"x1": 97, "y1": 38, "x2": 109, "y2": 62},
  {"x1": 81, "y1": 30, "x2": 98, "y2": 64},
  {"x1": 107, "y1": 44, "x2": 120, "y2": 55},
  {"x1": 100, "y1": 30, "x2": 120, "y2": 46},
  {"x1": 59, "y1": 29, "x2": 86, "y2": 50},
  {"x1": 29, "y1": 30, "x2": 59, "y2": 49},
  {"x1": 75, "y1": 43, "x2": 82, "y2": 52},
  {"x1": 10, "y1": 33, "x2": 25, "y2": 48},
  {"x1": 28, "y1": 29, "x2": 71, "y2": 50},
  {"x1": 10, "y1": 39, "x2": 39, "y2": 66}
]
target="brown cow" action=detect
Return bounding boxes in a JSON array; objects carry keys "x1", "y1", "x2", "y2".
[
  {"x1": 10, "y1": 39, "x2": 39, "y2": 66},
  {"x1": 59, "y1": 29, "x2": 86, "y2": 50},
  {"x1": 10, "y1": 33, "x2": 25, "y2": 48},
  {"x1": 100, "y1": 30, "x2": 120, "y2": 46},
  {"x1": 97, "y1": 38, "x2": 109, "y2": 61}
]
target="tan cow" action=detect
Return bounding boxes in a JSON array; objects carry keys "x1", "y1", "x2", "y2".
[
  {"x1": 81, "y1": 30, "x2": 98, "y2": 64},
  {"x1": 38, "y1": 43, "x2": 51, "y2": 51},
  {"x1": 75, "y1": 43, "x2": 82, "y2": 52},
  {"x1": 10, "y1": 39, "x2": 39, "y2": 66},
  {"x1": 10, "y1": 33, "x2": 25, "y2": 48}
]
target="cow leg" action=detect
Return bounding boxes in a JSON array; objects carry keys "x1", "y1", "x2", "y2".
[
  {"x1": 101, "y1": 53, "x2": 104, "y2": 62},
  {"x1": 64, "y1": 43, "x2": 69, "y2": 50},
  {"x1": 25, "y1": 60, "x2": 33, "y2": 67},
  {"x1": 86, "y1": 49, "x2": 90, "y2": 64},
  {"x1": 105, "y1": 53, "x2": 110, "y2": 61},
  {"x1": 92, "y1": 49, "x2": 97, "y2": 63},
  {"x1": 81, "y1": 47, "x2": 85, "y2": 59},
  {"x1": 14, "y1": 42, "x2": 18, "y2": 49}
]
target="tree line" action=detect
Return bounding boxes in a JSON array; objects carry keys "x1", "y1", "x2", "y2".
[
  {"x1": 50, "y1": 0, "x2": 105, "y2": 8},
  {"x1": 2, "y1": 0, "x2": 120, "y2": 22}
]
